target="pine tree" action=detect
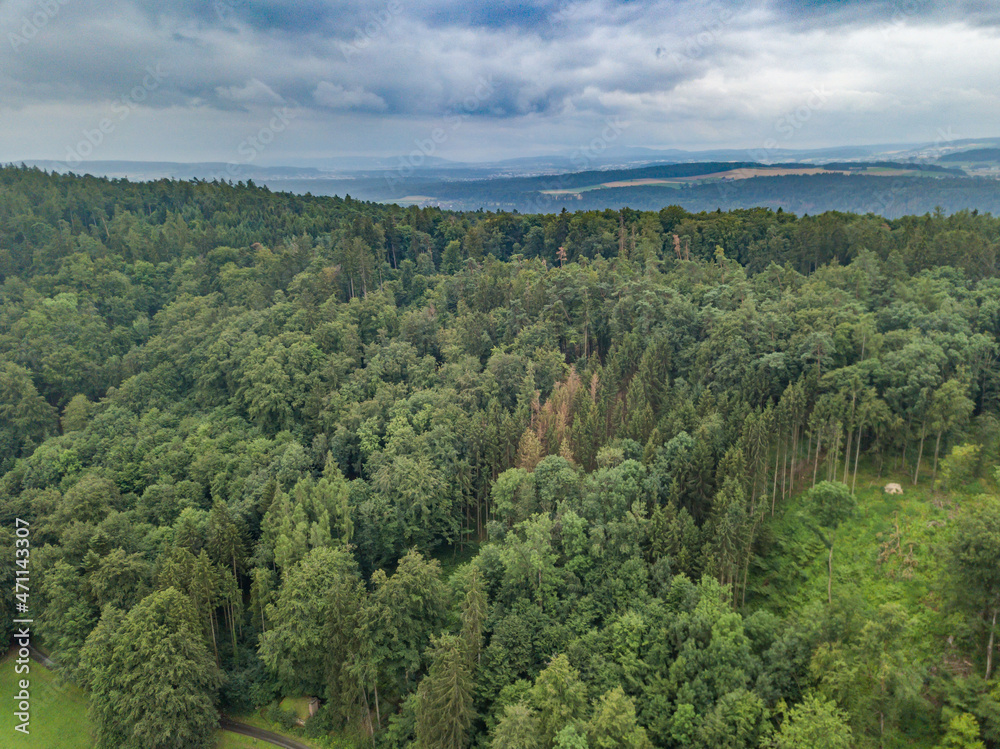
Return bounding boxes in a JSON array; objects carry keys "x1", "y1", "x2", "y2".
[
  {"x1": 416, "y1": 635, "x2": 475, "y2": 749},
  {"x1": 80, "y1": 588, "x2": 222, "y2": 749}
]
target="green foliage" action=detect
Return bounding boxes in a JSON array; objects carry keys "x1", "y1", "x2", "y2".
[
  {"x1": 948, "y1": 497, "x2": 1000, "y2": 679},
  {"x1": 3, "y1": 168, "x2": 1000, "y2": 749},
  {"x1": 935, "y1": 713, "x2": 986, "y2": 749},
  {"x1": 491, "y1": 703, "x2": 540, "y2": 749},
  {"x1": 530, "y1": 655, "x2": 588, "y2": 747},
  {"x1": 774, "y1": 694, "x2": 853, "y2": 749},
  {"x1": 416, "y1": 635, "x2": 475, "y2": 749},
  {"x1": 937, "y1": 444, "x2": 983, "y2": 491},
  {"x1": 80, "y1": 588, "x2": 222, "y2": 749},
  {"x1": 586, "y1": 686, "x2": 652, "y2": 749},
  {"x1": 258, "y1": 546, "x2": 360, "y2": 696}
]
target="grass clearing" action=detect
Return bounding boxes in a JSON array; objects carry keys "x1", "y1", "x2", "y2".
[
  {"x1": 217, "y1": 731, "x2": 275, "y2": 748},
  {"x1": 0, "y1": 651, "x2": 324, "y2": 749},
  {"x1": 227, "y1": 709, "x2": 332, "y2": 749},
  {"x1": 279, "y1": 696, "x2": 312, "y2": 721},
  {"x1": 749, "y1": 464, "x2": 981, "y2": 662},
  {"x1": 1, "y1": 649, "x2": 92, "y2": 749}
]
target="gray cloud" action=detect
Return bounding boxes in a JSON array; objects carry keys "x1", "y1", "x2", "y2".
[{"x1": 1, "y1": 0, "x2": 998, "y2": 163}]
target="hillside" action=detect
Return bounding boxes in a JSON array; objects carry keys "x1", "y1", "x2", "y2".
[{"x1": 1, "y1": 166, "x2": 999, "y2": 749}]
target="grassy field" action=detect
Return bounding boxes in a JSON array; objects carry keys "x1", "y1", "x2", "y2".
[
  {"x1": 1, "y1": 650, "x2": 92, "y2": 748},
  {"x1": 216, "y1": 731, "x2": 277, "y2": 748},
  {"x1": 745, "y1": 464, "x2": 998, "y2": 749},
  {"x1": 280, "y1": 696, "x2": 312, "y2": 721},
  {"x1": 751, "y1": 465, "x2": 964, "y2": 626},
  {"x1": 227, "y1": 709, "x2": 331, "y2": 749},
  {"x1": 1, "y1": 650, "x2": 324, "y2": 749}
]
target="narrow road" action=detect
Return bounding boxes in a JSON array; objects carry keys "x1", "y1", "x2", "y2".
[
  {"x1": 220, "y1": 716, "x2": 315, "y2": 749},
  {"x1": 27, "y1": 644, "x2": 56, "y2": 669},
  {"x1": 26, "y1": 644, "x2": 312, "y2": 749}
]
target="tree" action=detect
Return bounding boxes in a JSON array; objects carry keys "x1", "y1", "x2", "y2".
[
  {"x1": 587, "y1": 686, "x2": 653, "y2": 749},
  {"x1": 416, "y1": 635, "x2": 476, "y2": 749},
  {"x1": 61, "y1": 393, "x2": 93, "y2": 433},
  {"x1": 802, "y1": 481, "x2": 855, "y2": 604},
  {"x1": 530, "y1": 655, "x2": 588, "y2": 748},
  {"x1": 492, "y1": 703, "x2": 541, "y2": 749},
  {"x1": 927, "y1": 379, "x2": 975, "y2": 485},
  {"x1": 775, "y1": 694, "x2": 853, "y2": 749},
  {"x1": 371, "y1": 549, "x2": 449, "y2": 696},
  {"x1": 460, "y1": 567, "x2": 488, "y2": 667},
  {"x1": 0, "y1": 362, "x2": 58, "y2": 473},
  {"x1": 38, "y1": 560, "x2": 99, "y2": 677},
  {"x1": 812, "y1": 603, "x2": 923, "y2": 743},
  {"x1": 80, "y1": 588, "x2": 222, "y2": 749},
  {"x1": 936, "y1": 713, "x2": 987, "y2": 749},
  {"x1": 258, "y1": 546, "x2": 359, "y2": 695},
  {"x1": 949, "y1": 498, "x2": 1000, "y2": 680}
]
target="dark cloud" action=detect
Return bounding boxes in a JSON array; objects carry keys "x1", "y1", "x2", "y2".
[{"x1": 0, "y1": 0, "x2": 997, "y2": 162}]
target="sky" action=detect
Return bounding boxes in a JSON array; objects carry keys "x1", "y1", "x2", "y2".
[{"x1": 1, "y1": 0, "x2": 999, "y2": 166}]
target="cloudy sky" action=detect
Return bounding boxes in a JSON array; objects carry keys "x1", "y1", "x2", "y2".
[{"x1": 1, "y1": 0, "x2": 998, "y2": 165}]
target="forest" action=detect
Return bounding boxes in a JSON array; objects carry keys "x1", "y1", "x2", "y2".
[
  {"x1": 2, "y1": 163, "x2": 1000, "y2": 748},
  {"x1": 291, "y1": 162, "x2": 1000, "y2": 218}
]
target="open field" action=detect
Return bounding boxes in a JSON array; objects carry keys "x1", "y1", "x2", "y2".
[
  {"x1": 1, "y1": 651, "x2": 324, "y2": 749},
  {"x1": 217, "y1": 731, "x2": 278, "y2": 748},
  {"x1": 538, "y1": 164, "x2": 956, "y2": 195},
  {"x1": 1, "y1": 650, "x2": 92, "y2": 749},
  {"x1": 749, "y1": 463, "x2": 993, "y2": 749}
]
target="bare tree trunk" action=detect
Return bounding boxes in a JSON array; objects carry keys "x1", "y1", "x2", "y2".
[
  {"x1": 230, "y1": 602, "x2": 238, "y2": 663},
  {"x1": 361, "y1": 685, "x2": 374, "y2": 743},
  {"x1": 771, "y1": 444, "x2": 780, "y2": 516},
  {"x1": 792, "y1": 423, "x2": 800, "y2": 478},
  {"x1": 210, "y1": 610, "x2": 220, "y2": 667},
  {"x1": 842, "y1": 425, "x2": 852, "y2": 485},
  {"x1": 828, "y1": 544, "x2": 834, "y2": 604},
  {"x1": 781, "y1": 435, "x2": 790, "y2": 504},
  {"x1": 813, "y1": 428, "x2": 822, "y2": 488},
  {"x1": 987, "y1": 608, "x2": 997, "y2": 681},
  {"x1": 931, "y1": 430, "x2": 943, "y2": 486},
  {"x1": 852, "y1": 422, "x2": 863, "y2": 495},
  {"x1": 913, "y1": 423, "x2": 926, "y2": 485},
  {"x1": 828, "y1": 425, "x2": 840, "y2": 483},
  {"x1": 804, "y1": 427, "x2": 812, "y2": 487}
]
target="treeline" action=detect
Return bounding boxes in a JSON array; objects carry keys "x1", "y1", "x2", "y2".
[
  {"x1": 1, "y1": 165, "x2": 1000, "y2": 748},
  {"x1": 395, "y1": 173, "x2": 1000, "y2": 219}
]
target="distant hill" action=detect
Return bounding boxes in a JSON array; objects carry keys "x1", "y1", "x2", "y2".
[{"x1": 940, "y1": 148, "x2": 1000, "y2": 162}]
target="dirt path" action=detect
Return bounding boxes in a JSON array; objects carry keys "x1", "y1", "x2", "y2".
[{"x1": 219, "y1": 716, "x2": 316, "y2": 749}]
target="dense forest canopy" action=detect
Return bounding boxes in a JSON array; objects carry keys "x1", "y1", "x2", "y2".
[{"x1": 2, "y1": 164, "x2": 1000, "y2": 748}]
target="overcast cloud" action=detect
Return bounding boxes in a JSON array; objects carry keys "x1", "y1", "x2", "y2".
[{"x1": 1, "y1": 0, "x2": 998, "y2": 164}]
